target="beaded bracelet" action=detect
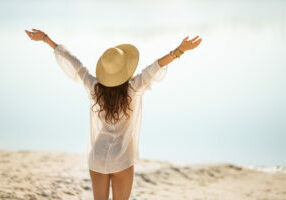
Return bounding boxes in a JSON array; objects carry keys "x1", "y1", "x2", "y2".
[{"x1": 170, "y1": 47, "x2": 184, "y2": 59}]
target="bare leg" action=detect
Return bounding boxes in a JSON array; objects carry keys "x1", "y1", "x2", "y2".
[
  {"x1": 110, "y1": 165, "x2": 134, "y2": 200},
  {"x1": 89, "y1": 169, "x2": 111, "y2": 200}
]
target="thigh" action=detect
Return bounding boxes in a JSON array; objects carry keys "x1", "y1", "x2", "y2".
[
  {"x1": 110, "y1": 165, "x2": 134, "y2": 200},
  {"x1": 89, "y1": 169, "x2": 111, "y2": 200}
]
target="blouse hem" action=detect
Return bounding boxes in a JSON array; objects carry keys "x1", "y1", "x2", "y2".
[{"x1": 88, "y1": 160, "x2": 136, "y2": 174}]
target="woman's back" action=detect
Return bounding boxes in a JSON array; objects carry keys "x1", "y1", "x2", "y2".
[
  {"x1": 87, "y1": 60, "x2": 168, "y2": 174},
  {"x1": 53, "y1": 44, "x2": 168, "y2": 174}
]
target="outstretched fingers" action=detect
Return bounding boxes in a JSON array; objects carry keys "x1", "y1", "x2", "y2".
[
  {"x1": 183, "y1": 35, "x2": 200, "y2": 44},
  {"x1": 193, "y1": 38, "x2": 202, "y2": 47},
  {"x1": 191, "y1": 35, "x2": 199, "y2": 42},
  {"x1": 32, "y1": 28, "x2": 41, "y2": 32},
  {"x1": 25, "y1": 30, "x2": 33, "y2": 39}
]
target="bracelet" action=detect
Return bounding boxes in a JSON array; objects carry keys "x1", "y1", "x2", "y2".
[
  {"x1": 43, "y1": 34, "x2": 49, "y2": 43},
  {"x1": 169, "y1": 47, "x2": 184, "y2": 59},
  {"x1": 169, "y1": 50, "x2": 176, "y2": 59}
]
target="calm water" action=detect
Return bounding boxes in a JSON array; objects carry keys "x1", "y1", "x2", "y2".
[{"x1": 0, "y1": 0, "x2": 285, "y2": 167}]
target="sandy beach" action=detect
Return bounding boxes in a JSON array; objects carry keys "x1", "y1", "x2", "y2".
[{"x1": 0, "y1": 150, "x2": 285, "y2": 200}]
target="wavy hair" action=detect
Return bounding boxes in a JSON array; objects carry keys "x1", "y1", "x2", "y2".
[{"x1": 91, "y1": 81, "x2": 133, "y2": 125}]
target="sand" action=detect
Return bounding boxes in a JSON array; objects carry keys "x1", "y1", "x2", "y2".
[{"x1": 0, "y1": 150, "x2": 285, "y2": 200}]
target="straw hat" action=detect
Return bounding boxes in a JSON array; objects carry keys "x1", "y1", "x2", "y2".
[{"x1": 96, "y1": 44, "x2": 139, "y2": 87}]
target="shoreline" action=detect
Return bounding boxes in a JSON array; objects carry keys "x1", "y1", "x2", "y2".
[{"x1": 1, "y1": 148, "x2": 285, "y2": 173}]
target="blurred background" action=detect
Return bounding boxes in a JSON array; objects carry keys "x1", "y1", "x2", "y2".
[{"x1": 0, "y1": 0, "x2": 285, "y2": 167}]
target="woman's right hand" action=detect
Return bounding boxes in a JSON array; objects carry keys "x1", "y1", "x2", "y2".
[
  {"x1": 25, "y1": 29, "x2": 47, "y2": 42},
  {"x1": 178, "y1": 35, "x2": 202, "y2": 52}
]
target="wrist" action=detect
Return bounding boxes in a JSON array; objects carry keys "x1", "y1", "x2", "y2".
[
  {"x1": 42, "y1": 34, "x2": 49, "y2": 43},
  {"x1": 177, "y1": 46, "x2": 186, "y2": 53},
  {"x1": 169, "y1": 47, "x2": 184, "y2": 59}
]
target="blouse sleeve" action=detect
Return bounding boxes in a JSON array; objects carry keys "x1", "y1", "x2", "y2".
[
  {"x1": 53, "y1": 44, "x2": 97, "y2": 96},
  {"x1": 129, "y1": 59, "x2": 168, "y2": 94}
]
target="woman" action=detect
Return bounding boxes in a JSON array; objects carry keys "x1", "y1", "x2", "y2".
[{"x1": 25, "y1": 28, "x2": 202, "y2": 200}]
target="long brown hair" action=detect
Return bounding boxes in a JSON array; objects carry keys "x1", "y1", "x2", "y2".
[{"x1": 91, "y1": 81, "x2": 133, "y2": 125}]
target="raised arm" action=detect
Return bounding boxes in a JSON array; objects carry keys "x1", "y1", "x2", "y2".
[
  {"x1": 130, "y1": 35, "x2": 202, "y2": 93},
  {"x1": 25, "y1": 28, "x2": 97, "y2": 97}
]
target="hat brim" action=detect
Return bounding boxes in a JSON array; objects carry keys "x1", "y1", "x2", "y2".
[{"x1": 96, "y1": 44, "x2": 139, "y2": 87}]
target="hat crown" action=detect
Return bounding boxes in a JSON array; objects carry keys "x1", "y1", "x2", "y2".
[{"x1": 100, "y1": 47, "x2": 126, "y2": 74}]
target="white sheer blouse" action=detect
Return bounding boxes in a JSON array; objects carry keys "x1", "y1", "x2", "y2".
[{"x1": 54, "y1": 44, "x2": 168, "y2": 174}]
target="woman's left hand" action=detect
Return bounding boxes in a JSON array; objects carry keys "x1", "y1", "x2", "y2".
[
  {"x1": 25, "y1": 29, "x2": 47, "y2": 41},
  {"x1": 178, "y1": 35, "x2": 202, "y2": 52}
]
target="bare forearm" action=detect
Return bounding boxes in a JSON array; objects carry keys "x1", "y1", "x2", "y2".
[
  {"x1": 158, "y1": 52, "x2": 176, "y2": 68},
  {"x1": 43, "y1": 35, "x2": 58, "y2": 50},
  {"x1": 158, "y1": 46, "x2": 184, "y2": 68}
]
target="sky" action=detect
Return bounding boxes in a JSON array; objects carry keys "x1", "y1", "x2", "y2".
[{"x1": 0, "y1": 0, "x2": 285, "y2": 167}]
